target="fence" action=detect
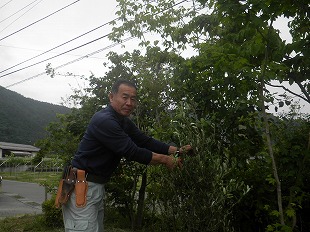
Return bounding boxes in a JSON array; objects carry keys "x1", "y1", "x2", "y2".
[{"x1": 0, "y1": 157, "x2": 63, "y2": 174}]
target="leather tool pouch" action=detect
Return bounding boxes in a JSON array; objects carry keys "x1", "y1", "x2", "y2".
[
  {"x1": 75, "y1": 169, "x2": 88, "y2": 208},
  {"x1": 55, "y1": 166, "x2": 76, "y2": 208}
]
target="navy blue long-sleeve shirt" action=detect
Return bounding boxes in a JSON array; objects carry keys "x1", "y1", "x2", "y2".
[{"x1": 72, "y1": 105, "x2": 169, "y2": 182}]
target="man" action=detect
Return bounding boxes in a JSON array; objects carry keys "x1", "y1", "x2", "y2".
[{"x1": 62, "y1": 79, "x2": 192, "y2": 231}]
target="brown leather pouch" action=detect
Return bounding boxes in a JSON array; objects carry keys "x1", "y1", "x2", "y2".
[
  {"x1": 55, "y1": 166, "x2": 76, "y2": 208},
  {"x1": 75, "y1": 169, "x2": 88, "y2": 208},
  {"x1": 55, "y1": 179, "x2": 64, "y2": 208}
]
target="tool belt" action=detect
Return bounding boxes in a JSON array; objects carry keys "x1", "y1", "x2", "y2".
[
  {"x1": 75, "y1": 168, "x2": 88, "y2": 207},
  {"x1": 55, "y1": 166, "x2": 88, "y2": 208}
]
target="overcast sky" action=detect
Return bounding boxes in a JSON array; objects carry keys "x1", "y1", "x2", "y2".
[
  {"x1": 0, "y1": 0, "x2": 130, "y2": 105},
  {"x1": 0, "y1": 0, "x2": 308, "y2": 114}
]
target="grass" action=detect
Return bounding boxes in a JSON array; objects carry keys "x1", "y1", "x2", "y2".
[
  {"x1": 0, "y1": 171, "x2": 62, "y2": 232},
  {"x1": 0, "y1": 171, "x2": 133, "y2": 232},
  {"x1": 0, "y1": 171, "x2": 61, "y2": 184},
  {"x1": 0, "y1": 214, "x2": 132, "y2": 232},
  {"x1": 0, "y1": 215, "x2": 63, "y2": 232}
]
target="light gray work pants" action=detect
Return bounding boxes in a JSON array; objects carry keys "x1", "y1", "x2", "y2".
[{"x1": 62, "y1": 181, "x2": 105, "y2": 232}]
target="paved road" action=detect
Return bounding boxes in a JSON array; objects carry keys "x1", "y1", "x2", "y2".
[{"x1": 0, "y1": 180, "x2": 52, "y2": 219}]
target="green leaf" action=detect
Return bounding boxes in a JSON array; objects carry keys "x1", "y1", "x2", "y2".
[
  {"x1": 285, "y1": 208, "x2": 295, "y2": 218},
  {"x1": 270, "y1": 210, "x2": 280, "y2": 217}
]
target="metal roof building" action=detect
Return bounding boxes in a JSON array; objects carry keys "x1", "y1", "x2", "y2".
[{"x1": 0, "y1": 142, "x2": 40, "y2": 158}]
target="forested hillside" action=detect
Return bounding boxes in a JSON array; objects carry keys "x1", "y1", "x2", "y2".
[{"x1": 0, "y1": 86, "x2": 70, "y2": 145}]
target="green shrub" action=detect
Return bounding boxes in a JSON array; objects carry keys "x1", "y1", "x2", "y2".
[{"x1": 41, "y1": 195, "x2": 63, "y2": 228}]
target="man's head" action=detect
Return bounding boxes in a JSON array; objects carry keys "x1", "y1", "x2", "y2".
[{"x1": 109, "y1": 79, "x2": 137, "y2": 117}]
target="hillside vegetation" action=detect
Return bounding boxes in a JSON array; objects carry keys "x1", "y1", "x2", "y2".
[{"x1": 0, "y1": 86, "x2": 70, "y2": 145}]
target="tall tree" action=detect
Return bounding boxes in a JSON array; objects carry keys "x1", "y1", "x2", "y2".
[{"x1": 109, "y1": 0, "x2": 309, "y2": 229}]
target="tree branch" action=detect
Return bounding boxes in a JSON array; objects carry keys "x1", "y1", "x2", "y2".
[
  {"x1": 265, "y1": 82, "x2": 309, "y2": 103},
  {"x1": 290, "y1": 75, "x2": 310, "y2": 103}
]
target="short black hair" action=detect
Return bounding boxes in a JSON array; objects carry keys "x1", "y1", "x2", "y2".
[{"x1": 111, "y1": 79, "x2": 137, "y2": 94}]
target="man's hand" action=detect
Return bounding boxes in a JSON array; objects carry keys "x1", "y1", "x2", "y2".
[
  {"x1": 165, "y1": 155, "x2": 183, "y2": 170},
  {"x1": 150, "y1": 153, "x2": 183, "y2": 170},
  {"x1": 179, "y1": 145, "x2": 194, "y2": 156},
  {"x1": 169, "y1": 144, "x2": 194, "y2": 156},
  {"x1": 180, "y1": 144, "x2": 193, "y2": 154}
]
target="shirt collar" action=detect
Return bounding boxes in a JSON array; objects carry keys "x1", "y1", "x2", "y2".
[{"x1": 107, "y1": 104, "x2": 125, "y2": 121}]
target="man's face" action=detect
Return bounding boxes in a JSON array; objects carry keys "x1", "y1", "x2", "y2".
[{"x1": 109, "y1": 84, "x2": 137, "y2": 117}]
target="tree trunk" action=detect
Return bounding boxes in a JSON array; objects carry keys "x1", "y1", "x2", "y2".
[
  {"x1": 261, "y1": 101, "x2": 285, "y2": 225},
  {"x1": 135, "y1": 170, "x2": 147, "y2": 229},
  {"x1": 258, "y1": 20, "x2": 285, "y2": 225}
]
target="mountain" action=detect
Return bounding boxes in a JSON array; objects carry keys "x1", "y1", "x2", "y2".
[{"x1": 0, "y1": 86, "x2": 71, "y2": 145}]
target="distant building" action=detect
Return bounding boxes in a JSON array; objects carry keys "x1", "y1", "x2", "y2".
[{"x1": 0, "y1": 142, "x2": 40, "y2": 158}]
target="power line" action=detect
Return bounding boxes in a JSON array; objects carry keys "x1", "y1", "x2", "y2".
[
  {"x1": 5, "y1": 37, "x2": 134, "y2": 88},
  {"x1": 4, "y1": 0, "x2": 188, "y2": 88},
  {"x1": 2, "y1": 0, "x2": 187, "y2": 75},
  {"x1": 0, "y1": 0, "x2": 40, "y2": 25},
  {"x1": 0, "y1": 0, "x2": 81, "y2": 42},
  {"x1": 1, "y1": 0, "x2": 187, "y2": 78},
  {"x1": 0, "y1": 32, "x2": 112, "y2": 78},
  {"x1": 0, "y1": 44, "x2": 106, "y2": 59},
  {"x1": 0, "y1": 19, "x2": 118, "y2": 74},
  {"x1": 0, "y1": 0, "x2": 44, "y2": 34},
  {"x1": 0, "y1": 0, "x2": 14, "y2": 10},
  {"x1": 0, "y1": 44, "x2": 51, "y2": 52}
]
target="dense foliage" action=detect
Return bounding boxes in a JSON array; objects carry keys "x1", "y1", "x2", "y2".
[{"x1": 39, "y1": 0, "x2": 309, "y2": 231}]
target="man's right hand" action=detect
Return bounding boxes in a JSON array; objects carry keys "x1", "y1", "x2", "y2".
[{"x1": 165, "y1": 155, "x2": 183, "y2": 170}]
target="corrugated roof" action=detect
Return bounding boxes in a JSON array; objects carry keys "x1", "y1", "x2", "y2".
[{"x1": 0, "y1": 142, "x2": 40, "y2": 152}]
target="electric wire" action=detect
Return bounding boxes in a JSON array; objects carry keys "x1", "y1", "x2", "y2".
[
  {"x1": 5, "y1": 36, "x2": 134, "y2": 88},
  {"x1": 0, "y1": 0, "x2": 14, "y2": 10},
  {"x1": 0, "y1": 0, "x2": 44, "y2": 34},
  {"x1": 0, "y1": 44, "x2": 105, "y2": 59},
  {"x1": 1, "y1": 0, "x2": 187, "y2": 78},
  {"x1": 0, "y1": 0, "x2": 40, "y2": 25},
  {"x1": 0, "y1": 32, "x2": 113, "y2": 78},
  {"x1": 0, "y1": 18, "x2": 119, "y2": 75},
  {"x1": 3, "y1": 0, "x2": 188, "y2": 87},
  {"x1": 0, "y1": 0, "x2": 81, "y2": 42}
]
